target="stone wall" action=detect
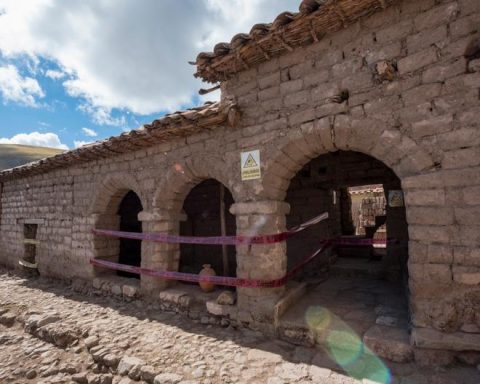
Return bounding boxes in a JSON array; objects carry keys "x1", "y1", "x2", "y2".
[{"x1": 0, "y1": 0, "x2": 479, "y2": 351}]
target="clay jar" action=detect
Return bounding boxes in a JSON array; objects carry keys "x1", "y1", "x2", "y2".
[{"x1": 199, "y1": 264, "x2": 216, "y2": 292}]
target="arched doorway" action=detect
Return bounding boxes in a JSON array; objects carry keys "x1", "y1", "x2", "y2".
[
  {"x1": 286, "y1": 150, "x2": 408, "y2": 280},
  {"x1": 93, "y1": 188, "x2": 144, "y2": 280},
  {"x1": 280, "y1": 150, "x2": 410, "y2": 359},
  {"x1": 180, "y1": 179, "x2": 237, "y2": 281},
  {"x1": 117, "y1": 190, "x2": 143, "y2": 278}
]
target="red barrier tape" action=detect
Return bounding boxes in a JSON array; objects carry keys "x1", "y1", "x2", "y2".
[
  {"x1": 90, "y1": 240, "x2": 333, "y2": 288},
  {"x1": 92, "y1": 212, "x2": 329, "y2": 245},
  {"x1": 89, "y1": 237, "x2": 396, "y2": 288}
]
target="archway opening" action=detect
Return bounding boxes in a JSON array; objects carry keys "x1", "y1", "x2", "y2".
[
  {"x1": 280, "y1": 150, "x2": 410, "y2": 354},
  {"x1": 179, "y1": 179, "x2": 237, "y2": 285},
  {"x1": 117, "y1": 190, "x2": 143, "y2": 279},
  {"x1": 93, "y1": 189, "x2": 143, "y2": 281}
]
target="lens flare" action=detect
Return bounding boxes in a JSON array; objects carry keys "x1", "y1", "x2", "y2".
[{"x1": 305, "y1": 305, "x2": 391, "y2": 384}]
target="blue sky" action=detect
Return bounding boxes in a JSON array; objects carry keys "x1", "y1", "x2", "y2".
[{"x1": 0, "y1": 0, "x2": 298, "y2": 150}]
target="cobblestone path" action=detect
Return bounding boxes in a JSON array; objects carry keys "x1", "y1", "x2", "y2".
[{"x1": 0, "y1": 270, "x2": 479, "y2": 384}]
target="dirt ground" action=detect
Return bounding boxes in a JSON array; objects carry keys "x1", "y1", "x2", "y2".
[{"x1": 0, "y1": 269, "x2": 479, "y2": 384}]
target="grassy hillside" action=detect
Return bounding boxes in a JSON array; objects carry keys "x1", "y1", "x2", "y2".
[{"x1": 0, "y1": 144, "x2": 65, "y2": 171}]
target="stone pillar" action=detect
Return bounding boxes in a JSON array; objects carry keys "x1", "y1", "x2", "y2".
[
  {"x1": 138, "y1": 209, "x2": 184, "y2": 296},
  {"x1": 91, "y1": 213, "x2": 120, "y2": 277},
  {"x1": 383, "y1": 182, "x2": 409, "y2": 281},
  {"x1": 230, "y1": 200, "x2": 290, "y2": 323}
]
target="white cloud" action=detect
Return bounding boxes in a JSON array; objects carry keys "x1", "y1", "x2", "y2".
[
  {"x1": 74, "y1": 140, "x2": 93, "y2": 148},
  {"x1": 0, "y1": 0, "x2": 298, "y2": 117},
  {"x1": 45, "y1": 69, "x2": 65, "y2": 79},
  {"x1": 0, "y1": 132, "x2": 68, "y2": 149},
  {"x1": 78, "y1": 104, "x2": 126, "y2": 127},
  {"x1": 0, "y1": 64, "x2": 44, "y2": 107},
  {"x1": 81, "y1": 127, "x2": 97, "y2": 137}
]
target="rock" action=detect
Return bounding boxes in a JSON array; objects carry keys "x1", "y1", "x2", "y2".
[
  {"x1": 84, "y1": 335, "x2": 99, "y2": 349},
  {"x1": 117, "y1": 378, "x2": 134, "y2": 384},
  {"x1": 140, "y1": 365, "x2": 157, "y2": 383},
  {"x1": 411, "y1": 327, "x2": 480, "y2": 351},
  {"x1": 93, "y1": 278, "x2": 103, "y2": 290},
  {"x1": 111, "y1": 284, "x2": 122, "y2": 296},
  {"x1": 0, "y1": 312, "x2": 16, "y2": 327},
  {"x1": 206, "y1": 301, "x2": 228, "y2": 316},
  {"x1": 153, "y1": 373, "x2": 183, "y2": 384},
  {"x1": 309, "y1": 365, "x2": 331, "y2": 380},
  {"x1": 216, "y1": 291, "x2": 235, "y2": 305},
  {"x1": 25, "y1": 369, "x2": 37, "y2": 379},
  {"x1": 363, "y1": 325, "x2": 413, "y2": 363},
  {"x1": 43, "y1": 324, "x2": 81, "y2": 347},
  {"x1": 414, "y1": 348, "x2": 454, "y2": 367},
  {"x1": 87, "y1": 373, "x2": 113, "y2": 384},
  {"x1": 117, "y1": 356, "x2": 144, "y2": 376},
  {"x1": 376, "y1": 60, "x2": 396, "y2": 81},
  {"x1": 128, "y1": 364, "x2": 142, "y2": 381},
  {"x1": 99, "y1": 374, "x2": 113, "y2": 384},
  {"x1": 274, "y1": 362, "x2": 308, "y2": 381},
  {"x1": 72, "y1": 372, "x2": 88, "y2": 384},
  {"x1": 158, "y1": 289, "x2": 191, "y2": 307},
  {"x1": 376, "y1": 315, "x2": 398, "y2": 327},
  {"x1": 247, "y1": 348, "x2": 282, "y2": 364},
  {"x1": 103, "y1": 354, "x2": 120, "y2": 368},
  {"x1": 122, "y1": 285, "x2": 139, "y2": 298},
  {"x1": 24, "y1": 313, "x2": 60, "y2": 332}
]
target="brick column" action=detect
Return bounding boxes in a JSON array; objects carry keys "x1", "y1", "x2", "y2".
[
  {"x1": 138, "y1": 209, "x2": 185, "y2": 296},
  {"x1": 230, "y1": 200, "x2": 290, "y2": 322}
]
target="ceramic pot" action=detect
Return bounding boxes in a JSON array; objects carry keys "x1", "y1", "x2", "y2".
[{"x1": 199, "y1": 264, "x2": 216, "y2": 292}]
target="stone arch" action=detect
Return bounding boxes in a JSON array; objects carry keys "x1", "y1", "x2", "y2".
[
  {"x1": 262, "y1": 118, "x2": 436, "y2": 201},
  {"x1": 90, "y1": 172, "x2": 148, "y2": 215},
  {"x1": 153, "y1": 154, "x2": 240, "y2": 213}
]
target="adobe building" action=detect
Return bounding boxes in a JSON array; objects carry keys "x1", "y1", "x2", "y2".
[{"x1": 1, "y1": 0, "x2": 480, "y2": 364}]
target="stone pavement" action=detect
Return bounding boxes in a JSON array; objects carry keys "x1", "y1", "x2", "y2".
[{"x1": 0, "y1": 269, "x2": 479, "y2": 384}]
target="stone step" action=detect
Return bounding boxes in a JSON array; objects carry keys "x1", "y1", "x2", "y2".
[
  {"x1": 329, "y1": 258, "x2": 386, "y2": 279},
  {"x1": 363, "y1": 325, "x2": 414, "y2": 363}
]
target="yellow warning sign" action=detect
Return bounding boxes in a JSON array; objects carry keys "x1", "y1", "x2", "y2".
[
  {"x1": 243, "y1": 154, "x2": 258, "y2": 168},
  {"x1": 241, "y1": 150, "x2": 261, "y2": 180}
]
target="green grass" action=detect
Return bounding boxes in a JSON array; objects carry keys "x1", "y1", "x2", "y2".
[{"x1": 0, "y1": 144, "x2": 65, "y2": 171}]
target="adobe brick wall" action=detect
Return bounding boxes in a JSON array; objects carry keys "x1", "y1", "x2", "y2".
[{"x1": 0, "y1": 0, "x2": 479, "y2": 351}]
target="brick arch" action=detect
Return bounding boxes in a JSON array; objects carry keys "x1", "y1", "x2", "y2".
[
  {"x1": 153, "y1": 154, "x2": 239, "y2": 212},
  {"x1": 262, "y1": 118, "x2": 435, "y2": 200},
  {"x1": 90, "y1": 172, "x2": 148, "y2": 215}
]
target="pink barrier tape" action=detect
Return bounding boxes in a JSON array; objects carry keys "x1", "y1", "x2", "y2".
[
  {"x1": 90, "y1": 240, "x2": 334, "y2": 288},
  {"x1": 92, "y1": 212, "x2": 329, "y2": 245},
  {"x1": 89, "y1": 237, "x2": 396, "y2": 288}
]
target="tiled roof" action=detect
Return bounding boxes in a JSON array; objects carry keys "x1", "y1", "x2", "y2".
[
  {"x1": 194, "y1": 0, "x2": 396, "y2": 83},
  {"x1": 0, "y1": 100, "x2": 239, "y2": 182}
]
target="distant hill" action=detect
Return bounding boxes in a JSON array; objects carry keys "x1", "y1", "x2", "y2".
[{"x1": 0, "y1": 144, "x2": 65, "y2": 171}]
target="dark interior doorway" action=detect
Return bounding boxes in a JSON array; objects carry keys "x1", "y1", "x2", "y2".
[
  {"x1": 180, "y1": 179, "x2": 237, "y2": 279},
  {"x1": 117, "y1": 190, "x2": 143, "y2": 279}
]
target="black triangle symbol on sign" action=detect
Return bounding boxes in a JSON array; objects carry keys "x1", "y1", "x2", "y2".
[{"x1": 243, "y1": 154, "x2": 258, "y2": 168}]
